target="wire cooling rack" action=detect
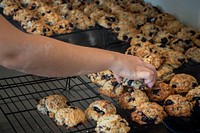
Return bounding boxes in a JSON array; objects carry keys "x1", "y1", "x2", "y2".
[{"x1": 0, "y1": 75, "x2": 106, "y2": 133}]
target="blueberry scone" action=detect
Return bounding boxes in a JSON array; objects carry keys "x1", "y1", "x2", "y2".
[
  {"x1": 85, "y1": 100, "x2": 117, "y2": 121},
  {"x1": 122, "y1": 78, "x2": 147, "y2": 90},
  {"x1": 169, "y1": 74, "x2": 198, "y2": 94},
  {"x1": 55, "y1": 106, "x2": 86, "y2": 128},
  {"x1": 88, "y1": 70, "x2": 114, "y2": 86},
  {"x1": 95, "y1": 114, "x2": 130, "y2": 133},
  {"x1": 98, "y1": 14, "x2": 117, "y2": 29},
  {"x1": 140, "y1": 23, "x2": 160, "y2": 40},
  {"x1": 130, "y1": 34, "x2": 149, "y2": 46},
  {"x1": 131, "y1": 102, "x2": 167, "y2": 125},
  {"x1": 177, "y1": 27, "x2": 197, "y2": 40},
  {"x1": 163, "y1": 20, "x2": 184, "y2": 34},
  {"x1": 157, "y1": 64, "x2": 175, "y2": 82},
  {"x1": 170, "y1": 38, "x2": 194, "y2": 53},
  {"x1": 186, "y1": 86, "x2": 200, "y2": 108},
  {"x1": 119, "y1": 88, "x2": 149, "y2": 110},
  {"x1": 191, "y1": 32, "x2": 200, "y2": 47},
  {"x1": 37, "y1": 94, "x2": 69, "y2": 118},
  {"x1": 154, "y1": 13, "x2": 176, "y2": 27},
  {"x1": 52, "y1": 19, "x2": 74, "y2": 34},
  {"x1": 99, "y1": 79, "x2": 124, "y2": 98},
  {"x1": 146, "y1": 81, "x2": 174, "y2": 102},
  {"x1": 152, "y1": 31, "x2": 174, "y2": 45},
  {"x1": 164, "y1": 94, "x2": 193, "y2": 117},
  {"x1": 185, "y1": 46, "x2": 200, "y2": 63}
]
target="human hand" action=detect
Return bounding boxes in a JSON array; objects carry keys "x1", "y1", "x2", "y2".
[{"x1": 110, "y1": 54, "x2": 157, "y2": 88}]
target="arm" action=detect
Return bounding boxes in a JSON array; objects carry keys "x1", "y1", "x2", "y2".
[{"x1": 0, "y1": 15, "x2": 157, "y2": 87}]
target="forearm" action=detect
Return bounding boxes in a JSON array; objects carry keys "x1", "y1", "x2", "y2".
[
  {"x1": 14, "y1": 34, "x2": 118, "y2": 77},
  {"x1": 0, "y1": 15, "x2": 117, "y2": 77}
]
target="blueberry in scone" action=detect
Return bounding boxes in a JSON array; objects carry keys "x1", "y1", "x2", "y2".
[
  {"x1": 55, "y1": 106, "x2": 86, "y2": 128},
  {"x1": 119, "y1": 88, "x2": 149, "y2": 110},
  {"x1": 169, "y1": 74, "x2": 198, "y2": 94},
  {"x1": 99, "y1": 79, "x2": 124, "y2": 98},
  {"x1": 95, "y1": 114, "x2": 130, "y2": 133},
  {"x1": 164, "y1": 94, "x2": 193, "y2": 117},
  {"x1": 131, "y1": 102, "x2": 167, "y2": 125},
  {"x1": 85, "y1": 100, "x2": 117, "y2": 121}
]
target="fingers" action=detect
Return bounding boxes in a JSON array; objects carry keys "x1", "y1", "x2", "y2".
[
  {"x1": 136, "y1": 69, "x2": 157, "y2": 88},
  {"x1": 113, "y1": 73, "x2": 123, "y2": 83}
]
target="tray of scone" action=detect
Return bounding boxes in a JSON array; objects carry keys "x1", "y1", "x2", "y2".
[{"x1": 1, "y1": 0, "x2": 200, "y2": 133}]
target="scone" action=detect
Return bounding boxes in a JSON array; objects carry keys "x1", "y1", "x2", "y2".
[
  {"x1": 185, "y1": 46, "x2": 200, "y2": 63},
  {"x1": 146, "y1": 81, "x2": 174, "y2": 102},
  {"x1": 170, "y1": 38, "x2": 194, "y2": 53},
  {"x1": 157, "y1": 64, "x2": 175, "y2": 82},
  {"x1": 169, "y1": 74, "x2": 198, "y2": 94},
  {"x1": 95, "y1": 114, "x2": 130, "y2": 133},
  {"x1": 37, "y1": 94, "x2": 69, "y2": 118},
  {"x1": 131, "y1": 102, "x2": 167, "y2": 125},
  {"x1": 130, "y1": 34, "x2": 149, "y2": 46},
  {"x1": 164, "y1": 94, "x2": 193, "y2": 117},
  {"x1": 154, "y1": 13, "x2": 176, "y2": 27},
  {"x1": 186, "y1": 86, "x2": 200, "y2": 108},
  {"x1": 98, "y1": 14, "x2": 117, "y2": 29},
  {"x1": 152, "y1": 31, "x2": 174, "y2": 45},
  {"x1": 119, "y1": 88, "x2": 149, "y2": 110},
  {"x1": 52, "y1": 19, "x2": 74, "y2": 34},
  {"x1": 163, "y1": 20, "x2": 184, "y2": 34},
  {"x1": 85, "y1": 100, "x2": 117, "y2": 121},
  {"x1": 55, "y1": 106, "x2": 86, "y2": 128},
  {"x1": 122, "y1": 78, "x2": 147, "y2": 90},
  {"x1": 88, "y1": 70, "x2": 114, "y2": 86},
  {"x1": 177, "y1": 27, "x2": 197, "y2": 40},
  {"x1": 140, "y1": 23, "x2": 160, "y2": 40},
  {"x1": 191, "y1": 32, "x2": 200, "y2": 47},
  {"x1": 99, "y1": 79, "x2": 124, "y2": 98}
]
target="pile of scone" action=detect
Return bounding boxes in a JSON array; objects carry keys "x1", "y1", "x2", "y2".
[{"x1": 37, "y1": 94, "x2": 131, "y2": 132}]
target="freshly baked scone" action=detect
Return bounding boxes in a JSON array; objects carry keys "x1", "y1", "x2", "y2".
[
  {"x1": 134, "y1": 14, "x2": 148, "y2": 29},
  {"x1": 13, "y1": 9, "x2": 32, "y2": 22},
  {"x1": 52, "y1": 19, "x2": 74, "y2": 34},
  {"x1": 55, "y1": 106, "x2": 86, "y2": 128},
  {"x1": 185, "y1": 46, "x2": 200, "y2": 63},
  {"x1": 26, "y1": 21, "x2": 53, "y2": 36},
  {"x1": 170, "y1": 38, "x2": 194, "y2": 53},
  {"x1": 122, "y1": 78, "x2": 147, "y2": 90},
  {"x1": 157, "y1": 64, "x2": 175, "y2": 82},
  {"x1": 83, "y1": 3, "x2": 99, "y2": 16},
  {"x1": 186, "y1": 86, "x2": 200, "y2": 108},
  {"x1": 131, "y1": 102, "x2": 167, "y2": 125},
  {"x1": 89, "y1": 8, "x2": 106, "y2": 22},
  {"x1": 55, "y1": 3, "x2": 73, "y2": 19},
  {"x1": 164, "y1": 94, "x2": 193, "y2": 117},
  {"x1": 117, "y1": 27, "x2": 139, "y2": 42},
  {"x1": 177, "y1": 27, "x2": 197, "y2": 40},
  {"x1": 111, "y1": 20, "x2": 135, "y2": 34},
  {"x1": 141, "y1": 53, "x2": 165, "y2": 69},
  {"x1": 191, "y1": 32, "x2": 200, "y2": 47},
  {"x1": 37, "y1": 94, "x2": 69, "y2": 118},
  {"x1": 85, "y1": 100, "x2": 117, "y2": 121},
  {"x1": 119, "y1": 88, "x2": 149, "y2": 110},
  {"x1": 68, "y1": 9, "x2": 95, "y2": 30},
  {"x1": 99, "y1": 79, "x2": 124, "y2": 98},
  {"x1": 88, "y1": 70, "x2": 114, "y2": 86},
  {"x1": 0, "y1": 0, "x2": 16, "y2": 8},
  {"x1": 154, "y1": 13, "x2": 176, "y2": 27},
  {"x1": 3, "y1": 3, "x2": 21, "y2": 16},
  {"x1": 98, "y1": 14, "x2": 117, "y2": 29},
  {"x1": 130, "y1": 34, "x2": 149, "y2": 46},
  {"x1": 95, "y1": 114, "x2": 130, "y2": 133},
  {"x1": 126, "y1": 2, "x2": 144, "y2": 13},
  {"x1": 169, "y1": 74, "x2": 198, "y2": 94},
  {"x1": 141, "y1": 4, "x2": 160, "y2": 18},
  {"x1": 146, "y1": 81, "x2": 174, "y2": 102},
  {"x1": 163, "y1": 20, "x2": 184, "y2": 34},
  {"x1": 152, "y1": 31, "x2": 174, "y2": 45},
  {"x1": 140, "y1": 23, "x2": 160, "y2": 40}
]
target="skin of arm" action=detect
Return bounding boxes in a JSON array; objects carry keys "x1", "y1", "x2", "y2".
[{"x1": 0, "y1": 15, "x2": 157, "y2": 87}]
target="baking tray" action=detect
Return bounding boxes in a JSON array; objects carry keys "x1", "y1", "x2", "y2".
[{"x1": 1, "y1": 8, "x2": 200, "y2": 133}]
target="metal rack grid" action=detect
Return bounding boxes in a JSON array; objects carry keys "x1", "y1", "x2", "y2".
[{"x1": 0, "y1": 75, "x2": 108, "y2": 133}]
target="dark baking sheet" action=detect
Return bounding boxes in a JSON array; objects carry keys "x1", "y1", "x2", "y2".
[{"x1": 1, "y1": 8, "x2": 200, "y2": 133}]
